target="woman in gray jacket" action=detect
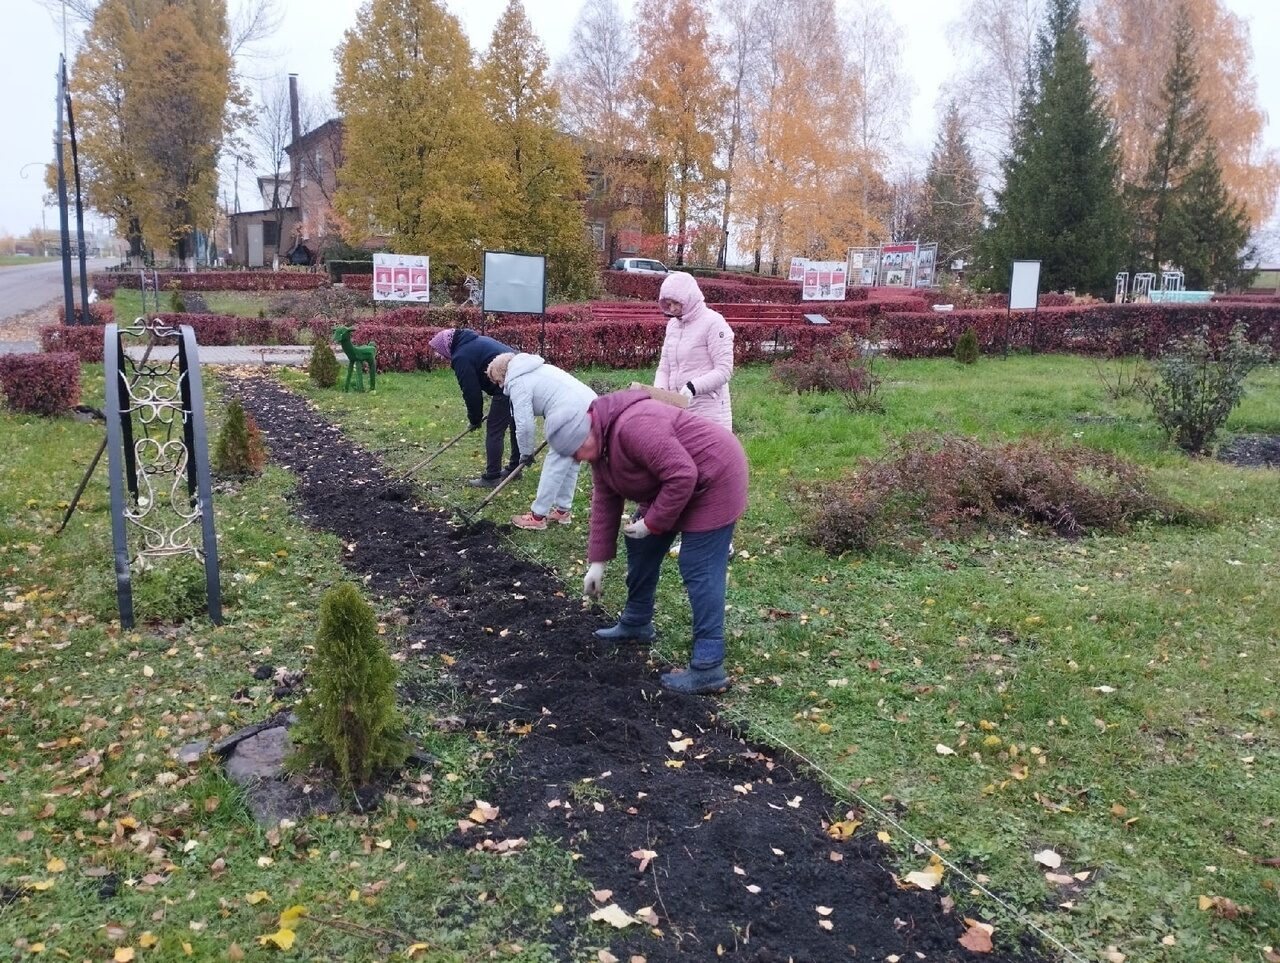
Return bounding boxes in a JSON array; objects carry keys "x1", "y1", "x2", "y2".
[{"x1": 487, "y1": 353, "x2": 597, "y2": 530}]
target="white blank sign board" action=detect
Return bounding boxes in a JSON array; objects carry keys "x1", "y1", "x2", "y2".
[
  {"x1": 483, "y1": 251, "x2": 546, "y2": 314},
  {"x1": 1009, "y1": 260, "x2": 1041, "y2": 311}
]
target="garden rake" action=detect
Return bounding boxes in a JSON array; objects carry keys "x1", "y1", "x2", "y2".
[{"x1": 474, "y1": 441, "x2": 549, "y2": 512}]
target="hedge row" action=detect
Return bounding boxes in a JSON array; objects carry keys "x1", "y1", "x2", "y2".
[
  {"x1": 327, "y1": 259, "x2": 373, "y2": 282},
  {"x1": 91, "y1": 271, "x2": 329, "y2": 297},
  {"x1": 881, "y1": 303, "x2": 1280, "y2": 358},
  {"x1": 57, "y1": 302, "x2": 115, "y2": 324},
  {"x1": 41, "y1": 314, "x2": 305, "y2": 362},
  {"x1": 41, "y1": 301, "x2": 1279, "y2": 365},
  {"x1": 0, "y1": 352, "x2": 81, "y2": 415},
  {"x1": 603, "y1": 270, "x2": 807, "y2": 304},
  {"x1": 322, "y1": 320, "x2": 852, "y2": 373}
]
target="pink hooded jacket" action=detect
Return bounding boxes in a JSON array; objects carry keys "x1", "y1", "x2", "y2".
[{"x1": 655, "y1": 272, "x2": 734, "y2": 429}]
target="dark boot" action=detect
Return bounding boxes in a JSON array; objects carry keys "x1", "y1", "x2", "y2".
[
  {"x1": 660, "y1": 664, "x2": 730, "y2": 695},
  {"x1": 593, "y1": 622, "x2": 656, "y2": 644}
]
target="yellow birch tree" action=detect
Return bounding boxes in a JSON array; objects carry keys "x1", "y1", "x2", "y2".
[
  {"x1": 629, "y1": 0, "x2": 726, "y2": 266},
  {"x1": 334, "y1": 0, "x2": 495, "y2": 269},
  {"x1": 480, "y1": 0, "x2": 594, "y2": 298}
]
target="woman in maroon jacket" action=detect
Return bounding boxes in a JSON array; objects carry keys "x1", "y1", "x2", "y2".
[{"x1": 546, "y1": 388, "x2": 748, "y2": 695}]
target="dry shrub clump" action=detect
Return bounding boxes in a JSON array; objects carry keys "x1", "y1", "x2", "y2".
[
  {"x1": 804, "y1": 433, "x2": 1194, "y2": 553},
  {"x1": 771, "y1": 333, "x2": 884, "y2": 412}
]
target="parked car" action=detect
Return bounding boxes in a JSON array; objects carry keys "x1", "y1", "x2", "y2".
[{"x1": 612, "y1": 257, "x2": 668, "y2": 274}]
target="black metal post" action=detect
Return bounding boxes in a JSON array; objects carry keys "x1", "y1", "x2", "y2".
[
  {"x1": 55, "y1": 55, "x2": 75, "y2": 326},
  {"x1": 179, "y1": 325, "x2": 221, "y2": 624},
  {"x1": 102, "y1": 324, "x2": 135, "y2": 629},
  {"x1": 65, "y1": 61, "x2": 90, "y2": 316}
]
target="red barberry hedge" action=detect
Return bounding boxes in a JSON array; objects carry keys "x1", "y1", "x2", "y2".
[
  {"x1": 90, "y1": 271, "x2": 329, "y2": 295},
  {"x1": 57, "y1": 302, "x2": 115, "y2": 324},
  {"x1": 0, "y1": 352, "x2": 81, "y2": 415},
  {"x1": 880, "y1": 303, "x2": 1280, "y2": 358}
]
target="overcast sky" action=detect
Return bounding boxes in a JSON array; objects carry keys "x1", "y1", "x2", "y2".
[{"x1": 2, "y1": 0, "x2": 1277, "y2": 242}]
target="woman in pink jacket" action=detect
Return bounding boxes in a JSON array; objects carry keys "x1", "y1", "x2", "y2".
[
  {"x1": 655, "y1": 271, "x2": 734, "y2": 429},
  {"x1": 545, "y1": 388, "x2": 748, "y2": 696}
]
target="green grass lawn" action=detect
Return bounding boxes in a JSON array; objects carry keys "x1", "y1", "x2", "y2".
[
  {"x1": 0, "y1": 255, "x2": 59, "y2": 267},
  {"x1": 112, "y1": 289, "x2": 283, "y2": 319},
  {"x1": 0, "y1": 372, "x2": 583, "y2": 961},
  {"x1": 281, "y1": 354, "x2": 1280, "y2": 962}
]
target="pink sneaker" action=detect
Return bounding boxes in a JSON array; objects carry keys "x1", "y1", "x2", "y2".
[
  {"x1": 511, "y1": 512, "x2": 547, "y2": 530},
  {"x1": 549, "y1": 507, "x2": 573, "y2": 525}
]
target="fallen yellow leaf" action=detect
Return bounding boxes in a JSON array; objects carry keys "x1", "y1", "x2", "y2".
[
  {"x1": 46, "y1": 857, "x2": 66, "y2": 873},
  {"x1": 405, "y1": 943, "x2": 430, "y2": 958},
  {"x1": 589, "y1": 904, "x2": 638, "y2": 928},
  {"x1": 278, "y1": 905, "x2": 308, "y2": 927},
  {"x1": 258, "y1": 928, "x2": 296, "y2": 950},
  {"x1": 114, "y1": 949, "x2": 136, "y2": 963},
  {"x1": 246, "y1": 890, "x2": 272, "y2": 905},
  {"x1": 903, "y1": 854, "x2": 945, "y2": 891},
  {"x1": 827, "y1": 820, "x2": 860, "y2": 840}
]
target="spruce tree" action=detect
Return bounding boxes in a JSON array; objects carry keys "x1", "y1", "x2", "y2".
[
  {"x1": 917, "y1": 102, "x2": 984, "y2": 272},
  {"x1": 1130, "y1": 4, "x2": 1207, "y2": 275},
  {"x1": 1170, "y1": 144, "x2": 1255, "y2": 290},
  {"x1": 975, "y1": 0, "x2": 1126, "y2": 296},
  {"x1": 1127, "y1": 4, "x2": 1253, "y2": 290},
  {"x1": 480, "y1": 0, "x2": 595, "y2": 299}
]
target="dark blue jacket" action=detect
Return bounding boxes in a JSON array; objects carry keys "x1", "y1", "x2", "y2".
[{"x1": 450, "y1": 328, "x2": 516, "y2": 426}]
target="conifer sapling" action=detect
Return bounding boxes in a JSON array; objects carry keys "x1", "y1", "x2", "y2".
[{"x1": 290, "y1": 583, "x2": 409, "y2": 791}]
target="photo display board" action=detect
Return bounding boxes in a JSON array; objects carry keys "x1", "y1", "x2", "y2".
[
  {"x1": 879, "y1": 241, "x2": 919, "y2": 287},
  {"x1": 373, "y1": 253, "x2": 430, "y2": 302},
  {"x1": 846, "y1": 247, "x2": 880, "y2": 286},
  {"x1": 802, "y1": 260, "x2": 847, "y2": 301},
  {"x1": 1009, "y1": 260, "x2": 1041, "y2": 311},
  {"x1": 483, "y1": 251, "x2": 547, "y2": 315},
  {"x1": 915, "y1": 243, "x2": 938, "y2": 287},
  {"x1": 788, "y1": 257, "x2": 808, "y2": 282}
]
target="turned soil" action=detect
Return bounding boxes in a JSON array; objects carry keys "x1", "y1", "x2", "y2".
[
  {"x1": 230, "y1": 376, "x2": 1046, "y2": 962},
  {"x1": 1217, "y1": 433, "x2": 1280, "y2": 469}
]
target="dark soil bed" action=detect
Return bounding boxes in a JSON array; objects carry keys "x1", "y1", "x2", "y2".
[
  {"x1": 1217, "y1": 433, "x2": 1280, "y2": 469},
  {"x1": 230, "y1": 375, "x2": 1046, "y2": 963}
]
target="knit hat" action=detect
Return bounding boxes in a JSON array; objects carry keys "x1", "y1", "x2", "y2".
[
  {"x1": 547, "y1": 407, "x2": 593, "y2": 457},
  {"x1": 428, "y1": 328, "x2": 455, "y2": 361},
  {"x1": 486, "y1": 352, "x2": 515, "y2": 386}
]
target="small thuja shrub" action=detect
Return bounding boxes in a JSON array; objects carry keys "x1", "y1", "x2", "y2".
[
  {"x1": 802, "y1": 433, "x2": 1193, "y2": 554},
  {"x1": 289, "y1": 583, "x2": 408, "y2": 791},
  {"x1": 954, "y1": 326, "x2": 980, "y2": 364},
  {"x1": 1138, "y1": 324, "x2": 1272, "y2": 455},
  {"x1": 213, "y1": 398, "x2": 267, "y2": 477},
  {"x1": 167, "y1": 281, "x2": 184, "y2": 313},
  {"x1": 772, "y1": 333, "x2": 884, "y2": 412},
  {"x1": 308, "y1": 339, "x2": 340, "y2": 388},
  {"x1": 0, "y1": 352, "x2": 81, "y2": 415}
]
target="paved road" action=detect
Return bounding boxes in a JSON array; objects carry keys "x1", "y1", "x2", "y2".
[{"x1": 0, "y1": 257, "x2": 114, "y2": 320}]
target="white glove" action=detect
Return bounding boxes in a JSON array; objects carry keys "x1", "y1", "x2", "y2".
[
  {"x1": 623, "y1": 517, "x2": 652, "y2": 540},
  {"x1": 583, "y1": 562, "x2": 606, "y2": 598}
]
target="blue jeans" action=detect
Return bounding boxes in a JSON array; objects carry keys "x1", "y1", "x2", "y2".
[{"x1": 618, "y1": 521, "x2": 736, "y2": 669}]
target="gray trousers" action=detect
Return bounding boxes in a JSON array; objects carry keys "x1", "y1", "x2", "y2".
[{"x1": 531, "y1": 449, "x2": 582, "y2": 516}]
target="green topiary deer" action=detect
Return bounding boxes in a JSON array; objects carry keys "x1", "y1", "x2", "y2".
[{"x1": 333, "y1": 325, "x2": 377, "y2": 392}]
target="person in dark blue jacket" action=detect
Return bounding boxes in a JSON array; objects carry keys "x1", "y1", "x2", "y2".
[{"x1": 428, "y1": 328, "x2": 521, "y2": 486}]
